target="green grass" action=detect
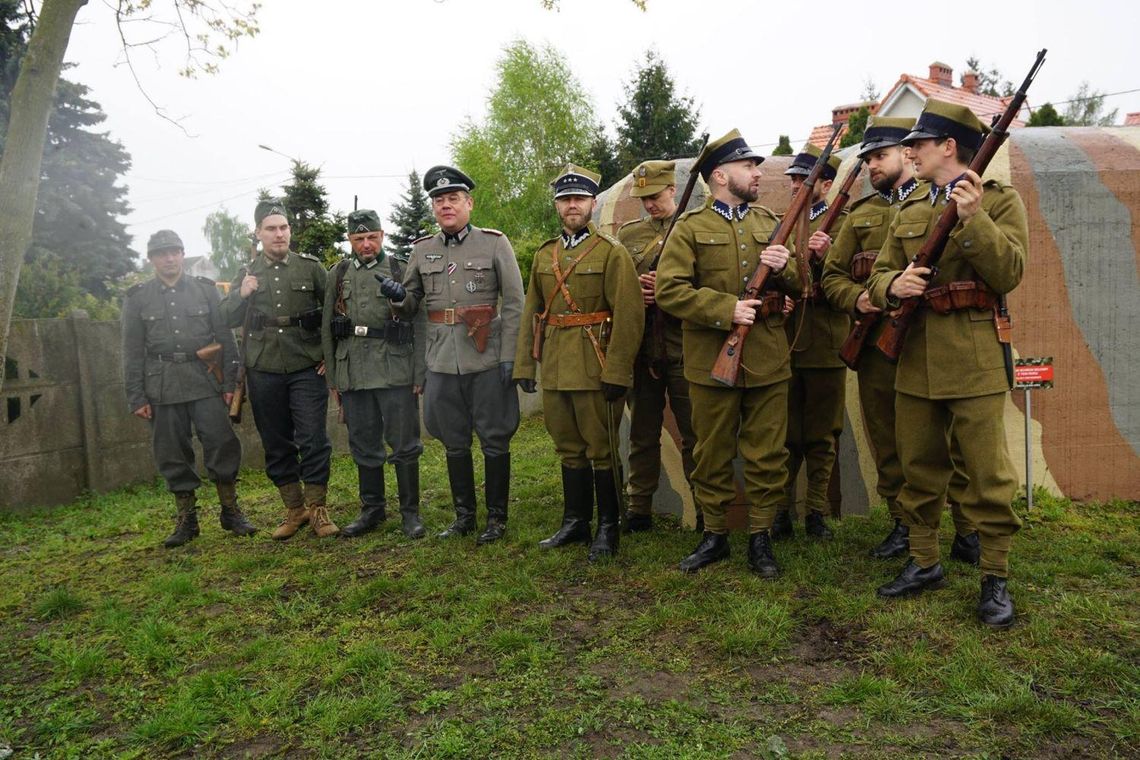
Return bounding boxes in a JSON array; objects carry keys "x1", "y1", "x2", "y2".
[{"x1": 0, "y1": 415, "x2": 1137, "y2": 758}]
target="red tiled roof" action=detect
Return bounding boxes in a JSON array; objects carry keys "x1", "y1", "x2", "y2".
[
  {"x1": 807, "y1": 123, "x2": 848, "y2": 150},
  {"x1": 1125, "y1": 112, "x2": 1140, "y2": 126},
  {"x1": 882, "y1": 74, "x2": 1028, "y2": 126}
]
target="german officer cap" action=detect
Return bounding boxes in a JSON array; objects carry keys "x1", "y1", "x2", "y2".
[
  {"x1": 695, "y1": 128, "x2": 764, "y2": 182},
  {"x1": 902, "y1": 99, "x2": 989, "y2": 152},
  {"x1": 255, "y1": 198, "x2": 289, "y2": 226},
  {"x1": 424, "y1": 165, "x2": 475, "y2": 198},
  {"x1": 784, "y1": 143, "x2": 842, "y2": 180},
  {"x1": 551, "y1": 163, "x2": 602, "y2": 198},
  {"x1": 629, "y1": 160, "x2": 676, "y2": 198},
  {"x1": 146, "y1": 229, "x2": 184, "y2": 255},
  {"x1": 346, "y1": 209, "x2": 383, "y2": 234},
  {"x1": 857, "y1": 116, "x2": 916, "y2": 158}
]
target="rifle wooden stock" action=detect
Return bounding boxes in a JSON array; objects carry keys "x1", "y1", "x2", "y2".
[
  {"x1": 838, "y1": 312, "x2": 881, "y2": 370},
  {"x1": 817, "y1": 158, "x2": 865, "y2": 237},
  {"x1": 228, "y1": 245, "x2": 258, "y2": 423}
]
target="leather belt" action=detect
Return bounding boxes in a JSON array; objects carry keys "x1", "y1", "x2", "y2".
[
  {"x1": 428, "y1": 305, "x2": 498, "y2": 324},
  {"x1": 352, "y1": 325, "x2": 385, "y2": 338},
  {"x1": 923, "y1": 280, "x2": 997, "y2": 315},
  {"x1": 148, "y1": 352, "x2": 195, "y2": 362},
  {"x1": 546, "y1": 310, "x2": 612, "y2": 327}
]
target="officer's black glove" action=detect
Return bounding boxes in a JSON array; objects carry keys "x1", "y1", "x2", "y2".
[
  {"x1": 374, "y1": 273, "x2": 406, "y2": 301},
  {"x1": 601, "y1": 382, "x2": 627, "y2": 402},
  {"x1": 499, "y1": 361, "x2": 514, "y2": 388},
  {"x1": 516, "y1": 378, "x2": 537, "y2": 394}
]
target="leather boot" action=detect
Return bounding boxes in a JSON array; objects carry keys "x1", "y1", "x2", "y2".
[
  {"x1": 272, "y1": 482, "x2": 309, "y2": 540},
  {"x1": 804, "y1": 510, "x2": 834, "y2": 539},
  {"x1": 477, "y1": 453, "x2": 510, "y2": 545},
  {"x1": 396, "y1": 461, "x2": 425, "y2": 539},
  {"x1": 679, "y1": 532, "x2": 730, "y2": 573},
  {"x1": 747, "y1": 531, "x2": 780, "y2": 578},
  {"x1": 977, "y1": 574, "x2": 1015, "y2": 628},
  {"x1": 587, "y1": 468, "x2": 621, "y2": 562},
  {"x1": 950, "y1": 532, "x2": 981, "y2": 566},
  {"x1": 539, "y1": 466, "x2": 593, "y2": 549},
  {"x1": 877, "y1": 560, "x2": 945, "y2": 598},
  {"x1": 770, "y1": 510, "x2": 794, "y2": 541},
  {"x1": 341, "y1": 466, "x2": 387, "y2": 538},
  {"x1": 305, "y1": 483, "x2": 339, "y2": 538},
  {"x1": 216, "y1": 481, "x2": 256, "y2": 537},
  {"x1": 163, "y1": 491, "x2": 200, "y2": 548},
  {"x1": 622, "y1": 509, "x2": 653, "y2": 533},
  {"x1": 869, "y1": 519, "x2": 909, "y2": 559},
  {"x1": 438, "y1": 451, "x2": 477, "y2": 538}
]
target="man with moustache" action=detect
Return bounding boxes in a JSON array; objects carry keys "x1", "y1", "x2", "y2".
[
  {"x1": 514, "y1": 164, "x2": 643, "y2": 562},
  {"x1": 322, "y1": 209, "x2": 427, "y2": 539},
  {"x1": 391, "y1": 166, "x2": 525, "y2": 545},
  {"x1": 220, "y1": 199, "x2": 336, "y2": 540},
  {"x1": 655, "y1": 129, "x2": 802, "y2": 576}
]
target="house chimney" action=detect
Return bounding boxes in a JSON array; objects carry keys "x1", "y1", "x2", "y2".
[
  {"x1": 962, "y1": 70, "x2": 979, "y2": 94},
  {"x1": 928, "y1": 61, "x2": 953, "y2": 87}
]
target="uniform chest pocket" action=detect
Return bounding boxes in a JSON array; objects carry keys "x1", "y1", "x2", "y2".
[
  {"x1": 186, "y1": 304, "x2": 211, "y2": 330},
  {"x1": 893, "y1": 221, "x2": 928, "y2": 240},
  {"x1": 462, "y1": 259, "x2": 498, "y2": 295},
  {"x1": 290, "y1": 280, "x2": 317, "y2": 303},
  {"x1": 856, "y1": 213, "x2": 884, "y2": 229},
  {"x1": 571, "y1": 269, "x2": 605, "y2": 299},
  {"x1": 421, "y1": 261, "x2": 446, "y2": 294},
  {"x1": 695, "y1": 232, "x2": 733, "y2": 271}
]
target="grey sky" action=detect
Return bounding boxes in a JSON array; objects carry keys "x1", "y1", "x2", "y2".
[{"x1": 62, "y1": 0, "x2": 1140, "y2": 264}]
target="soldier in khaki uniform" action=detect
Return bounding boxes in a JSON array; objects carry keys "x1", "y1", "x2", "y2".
[
  {"x1": 617, "y1": 160, "x2": 697, "y2": 533},
  {"x1": 655, "y1": 129, "x2": 802, "y2": 577},
  {"x1": 322, "y1": 209, "x2": 427, "y2": 539},
  {"x1": 866, "y1": 100, "x2": 1028, "y2": 627},
  {"x1": 774, "y1": 144, "x2": 847, "y2": 540},
  {"x1": 220, "y1": 199, "x2": 336, "y2": 540},
  {"x1": 822, "y1": 117, "x2": 978, "y2": 562},
  {"x1": 122, "y1": 230, "x2": 255, "y2": 547},
  {"x1": 392, "y1": 166, "x2": 525, "y2": 545},
  {"x1": 514, "y1": 164, "x2": 644, "y2": 561}
]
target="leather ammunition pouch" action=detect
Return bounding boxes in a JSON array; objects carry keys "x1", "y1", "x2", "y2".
[
  {"x1": 758, "y1": 291, "x2": 785, "y2": 318},
  {"x1": 330, "y1": 314, "x2": 354, "y2": 339},
  {"x1": 851, "y1": 250, "x2": 879, "y2": 283},
  {"x1": 429, "y1": 304, "x2": 497, "y2": 353},
  {"x1": 923, "y1": 280, "x2": 997, "y2": 315}
]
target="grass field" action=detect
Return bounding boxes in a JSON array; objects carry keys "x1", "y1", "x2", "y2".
[{"x1": 1, "y1": 414, "x2": 1137, "y2": 759}]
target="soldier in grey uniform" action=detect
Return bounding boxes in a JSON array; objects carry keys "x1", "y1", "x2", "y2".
[
  {"x1": 122, "y1": 229, "x2": 255, "y2": 547},
  {"x1": 322, "y1": 209, "x2": 428, "y2": 539},
  {"x1": 390, "y1": 166, "x2": 525, "y2": 544}
]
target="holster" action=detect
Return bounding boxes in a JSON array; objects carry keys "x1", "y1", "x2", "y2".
[
  {"x1": 532, "y1": 313, "x2": 546, "y2": 361},
  {"x1": 383, "y1": 319, "x2": 414, "y2": 345},
  {"x1": 923, "y1": 280, "x2": 997, "y2": 315},
  {"x1": 851, "y1": 250, "x2": 879, "y2": 283},
  {"x1": 297, "y1": 308, "x2": 322, "y2": 331},
  {"x1": 458, "y1": 304, "x2": 496, "y2": 353},
  {"x1": 195, "y1": 342, "x2": 224, "y2": 384}
]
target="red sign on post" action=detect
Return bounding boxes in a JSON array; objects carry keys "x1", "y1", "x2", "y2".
[{"x1": 1014, "y1": 357, "x2": 1054, "y2": 390}]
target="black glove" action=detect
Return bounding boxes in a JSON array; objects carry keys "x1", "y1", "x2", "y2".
[
  {"x1": 374, "y1": 273, "x2": 406, "y2": 301},
  {"x1": 516, "y1": 378, "x2": 537, "y2": 394},
  {"x1": 601, "y1": 382, "x2": 627, "y2": 402},
  {"x1": 499, "y1": 361, "x2": 514, "y2": 388}
]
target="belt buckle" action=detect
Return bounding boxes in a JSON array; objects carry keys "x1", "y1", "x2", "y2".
[
  {"x1": 173, "y1": 352, "x2": 188, "y2": 362},
  {"x1": 443, "y1": 308, "x2": 456, "y2": 325},
  {"x1": 354, "y1": 325, "x2": 368, "y2": 337}
]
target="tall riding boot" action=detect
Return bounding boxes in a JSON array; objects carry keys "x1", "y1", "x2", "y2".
[
  {"x1": 396, "y1": 461, "x2": 426, "y2": 539},
  {"x1": 163, "y1": 491, "x2": 200, "y2": 548},
  {"x1": 272, "y1": 482, "x2": 309, "y2": 540},
  {"x1": 438, "y1": 451, "x2": 477, "y2": 538},
  {"x1": 341, "y1": 466, "x2": 387, "y2": 537},
  {"x1": 477, "y1": 453, "x2": 510, "y2": 545},
  {"x1": 588, "y1": 468, "x2": 621, "y2": 562},
  {"x1": 539, "y1": 466, "x2": 593, "y2": 549},
  {"x1": 305, "y1": 483, "x2": 339, "y2": 538},
  {"x1": 216, "y1": 481, "x2": 256, "y2": 537}
]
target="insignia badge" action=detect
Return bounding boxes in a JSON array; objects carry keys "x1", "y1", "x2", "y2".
[
  {"x1": 436, "y1": 176, "x2": 449, "y2": 187},
  {"x1": 465, "y1": 281, "x2": 477, "y2": 293},
  {"x1": 637, "y1": 178, "x2": 646, "y2": 187},
  {"x1": 355, "y1": 224, "x2": 367, "y2": 232},
  {"x1": 637, "y1": 167, "x2": 647, "y2": 177},
  {"x1": 473, "y1": 270, "x2": 486, "y2": 286},
  {"x1": 426, "y1": 254, "x2": 442, "y2": 262},
  {"x1": 447, "y1": 261, "x2": 457, "y2": 275}
]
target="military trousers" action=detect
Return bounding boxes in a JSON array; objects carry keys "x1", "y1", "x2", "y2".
[
  {"x1": 895, "y1": 391, "x2": 1021, "y2": 576},
  {"x1": 626, "y1": 355, "x2": 697, "y2": 514},
  {"x1": 150, "y1": 396, "x2": 241, "y2": 492},
  {"x1": 423, "y1": 368, "x2": 519, "y2": 458},
  {"x1": 783, "y1": 367, "x2": 846, "y2": 515},
  {"x1": 689, "y1": 381, "x2": 789, "y2": 535},
  {"x1": 247, "y1": 366, "x2": 332, "y2": 487},
  {"x1": 541, "y1": 389, "x2": 620, "y2": 470},
  {"x1": 341, "y1": 386, "x2": 423, "y2": 470}
]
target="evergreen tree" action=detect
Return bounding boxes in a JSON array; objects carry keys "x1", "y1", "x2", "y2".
[
  {"x1": 1063, "y1": 82, "x2": 1118, "y2": 126},
  {"x1": 278, "y1": 161, "x2": 345, "y2": 267},
  {"x1": 202, "y1": 207, "x2": 253, "y2": 279},
  {"x1": 1027, "y1": 103, "x2": 1065, "y2": 127},
  {"x1": 840, "y1": 106, "x2": 871, "y2": 149},
  {"x1": 586, "y1": 125, "x2": 622, "y2": 191},
  {"x1": 772, "y1": 135, "x2": 793, "y2": 156},
  {"x1": 385, "y1": 170, "x2": 435, "y2": 259},
  {"x1": 962, "y1": 57, "x2": 1013, "y2": 97},
  {"x1": 613, "y1": 51, "x2": 701, "y2": 175}
]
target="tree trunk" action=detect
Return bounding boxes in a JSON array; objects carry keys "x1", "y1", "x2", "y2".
[{"x1": 0, "y1": 0, "x2": 88, "y2": 393}]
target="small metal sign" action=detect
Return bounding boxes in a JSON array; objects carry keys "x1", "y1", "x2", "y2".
[{"x1": 1015, "y1": 357, "x2": 1054, "y2": 390}]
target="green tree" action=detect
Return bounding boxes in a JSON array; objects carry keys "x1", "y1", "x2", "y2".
[
  {"x1": 587, "y1": 125, "x2": 622, "y2": 192},
  {"x1": 278, "y1": 161, "x2": 345, "y2": 267},
  {"x1": 1027, "y1": 102, "x2": 1065, "y2": 127},
  {"x1": 202, "y1": 207, "x2": 252, "y2": 280},
  {"x1": 1063, "y1": 82, "x2": 1118, "y2": 126},
  {"x1": 772, "y1": 135, "x2": 793, "y2": 156},
  {"x1": 613, "y1": 50, "x2": 701, "y2": 175},
  {"x1": 962, "y1": 57, "x2": 1013, "y2": 97},
  {"x1": 385, "y1": 170, "x2": 435, "y2": 259},
  {"x1": 840, "y1": 106, "x2": 871, "y2": 148}
]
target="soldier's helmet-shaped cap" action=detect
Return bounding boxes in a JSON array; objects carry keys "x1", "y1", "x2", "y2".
[
  {"x1": 255, "y1": 198, "x2": 289, "y2": 226},
  {"x1": 858, "y1": 116, "x2": 916, "y2": 158},
  {"x1": 147, "y1": 229, "x2": 184, "y2": 255},
  {"x1": 784, "y1": 143, "x2": 842, "y2": 180},
  {"x1": 902, "y1": 99, "x2": 989, "y2": 152},
  {"x1": 423, "y1": 165, "x2": 475, "y2": 198},
  {"x1": 629, "y1": 160, "x2": 676, "y2": 198},
  {"x1": 695, "y1": 128, "x2": 764, "y2": 182},
  {"x1": 346, "y1": 209, "x2": 383, "y2": 234},
  {"x1": 551, "y1": 163, "x2": 602, "y2": 198}
]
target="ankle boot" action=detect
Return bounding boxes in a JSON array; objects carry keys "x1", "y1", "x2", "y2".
[
  {"x1": 341, "y1": 466, "x2": 387, "y2": 538},
  {"x1": 870, "y1": 519, "x2": 909, "y2": 559},
  {"x1": 539, "y1": 466, "x2": 593, "y2": 549},
  {"x1": 305, "y1": 483, "x2": 338, "y2": 537},
  {"x1": 770, "y1": 510, "x2": 794, "y2": 540},
  {"x1": 395, "y1": 461, "x2": 425, "y2": 539},
  {"x1": 679, "y1": 531, "x2": 730, "y2": 573},
  {"x1": 950, "y1": 532, "x2": 981, "y2": 566},
  {"x1": 216, "y1": 481, "x2": 256, "y2": 537},
  {"x1": 877, "y1": 560, "x2": 945, "y2": 598},
  {"x1": 623, "y1": 509, "x2": 653, "y2": 533},
  {"x1": 272, "y1": 482, "x2": 309, "y2": 540},
  {"x1": 805, "y1": 510, "x2": 834, "y2": 539},
  {"x1": 977, "y1": 574, "x2": 1015, "y2": 628},
  {"x1": 477, "y1": 453, "x2": 510, "y2": 545},
  {"x1": 439, "y1": 452, "x2": 477, "y2": 538},
  {"x1": 587, "y1": 468, "x2": 621, "y2": 562},
  {"x1": 163, "y1": 491, "x2": 200, "y2": 548},
  {"x1": 747, "y1": 531, "x2": 780, "y2": 578}
]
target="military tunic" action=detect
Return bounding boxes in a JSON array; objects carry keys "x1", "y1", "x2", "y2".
[
  {"x1": 617, "y1": 216, "x2": 696, "y2": 514},
  {"x1": 515, "y1": 222, "x2": 644, "y2": 468},
  {"x1": 122, "y1": 274, "x2": 241, "y2": 492},
  {"x1": 655, "y1": 199, "x2": 802, "y2": 534},
  {"x1": 866, "y1": 179, "x2": 1028, "y2": 575}
]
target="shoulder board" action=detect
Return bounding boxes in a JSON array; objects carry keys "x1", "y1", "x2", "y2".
[
  {"x1": 296, "y1": 252, "x2": 321, "y2": 263},
  {"x1": 391, "y1": 252, "x2": 410, "y2": 264},
  {"x1": 750, "y1": 204, "x2": 780, "y2": 222},
  {"x1": 194, "y1": 275, "x2": 215, "y2": 286},
  {"x1": 678, "y1": 206, "x2": 704, "y2": 222},
  {"x1": 538, "y1": 235, "x2": 560, "y2": 249},
  {"x1": 848, "y1": 192, "x2": 880, "y2": 211},
  {"x1": 983, "y1": 178, "x2": 1014, "y2": 191},
  {"x1": 126, "y1": 283, "x2": 143, "y2": 295},
  {"x1": 618, "y1": 218, "x2": 643, "y2": 230},
  {"x1": 598, "y1": 231, "x2": 621, "y2": 247},
  {"x1": 412, "y1": 234, "x2": 434, "y2": 245},
  {"x1": 478, "y1": 227, "x2": 504, "y2": 236}
]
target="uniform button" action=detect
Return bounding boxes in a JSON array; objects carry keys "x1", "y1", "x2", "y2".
[
  {"x1": 277, "y1": 303, "x2": 282, "y2": 308},
  {"x1": 171, "y1": 315, "x2": 177, "y2": 320},
  {"x1": 738, "y1": 228, "x2": 744, "y2": 234},
  {"x1": 715, "y1": 320, "x2": 721, "y2": 326},
  {"x1": 278, "y1": 328, "x2": 284, "y2": 333},
  {"x1": 743, "y1": 277, "x2": 748, "y2": 282},
  {"x1": 275, "y1": 290, "x2": 281, "y2": 294},
  {"x1": 170, "y1": 301, "x2": 175, "y2": 306},
  {"x1": 740, "y1": 244, "x2": 746, "y2": 250},
  {"x1": 742, "y1": 261, "x2": 747, "y2": 267},
  {"x1": 174, "y1": 330, "x2": 180, "y2": 334},
  {"x1": 275, "y1": 277, "x2": 280, "y2": 281},
  {"x1": 962, "y1": 240, "x2": 973, "y2": 249}
]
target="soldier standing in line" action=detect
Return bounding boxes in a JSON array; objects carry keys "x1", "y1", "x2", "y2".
[
  {"x1": 655, "y1": 129, "x2": 802, "y2": 577},
  {"x1": 390, "y1": 166, "x2": 525, "y2": 545},
  {"x1": 514, "y1": 164, "x2": 644, "y2": 561},
  {"x1": 616, "y1": 160, "x2": 698, "y2": 533},
  {"x1": 866, "y1": 100, "x2": 1028, "y2": 626},
  {"x1": 122, "y1": 230, "x2": 256, "y2": 547},
  {"x1": 322, "y1": 209, "x2": 427, "y2": 539},
  {"x1": 220, "y1": 199, "x2": 336, "y2": 540}
]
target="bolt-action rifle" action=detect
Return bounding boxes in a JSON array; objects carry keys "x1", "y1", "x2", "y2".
[{"x1": 228, "y1": 234, "x2": 259, "y2": 423}]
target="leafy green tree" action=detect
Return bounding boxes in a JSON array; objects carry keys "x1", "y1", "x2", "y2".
[
  {"x1": 772, "y1": 135, "x2": 793, "y2": 156},
  {"x1": 840, "y1": 106, "x2": 871, "y2": 148},
  {"x1": 1063, "y1": 82, "x2": 1118, "y2": 126},
  {"x1": 202, "y1": 207, "x2": 252, "y2": 279},
  {"x1": 613, "y1": 50, "x2": 701, "y2": 175},
  {"x1": 385, "y1": 170, "x2": 435, "y2": 259},
  {"x1": 1027, "y1": 102, "x2": 1065, "y2": 127}
]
